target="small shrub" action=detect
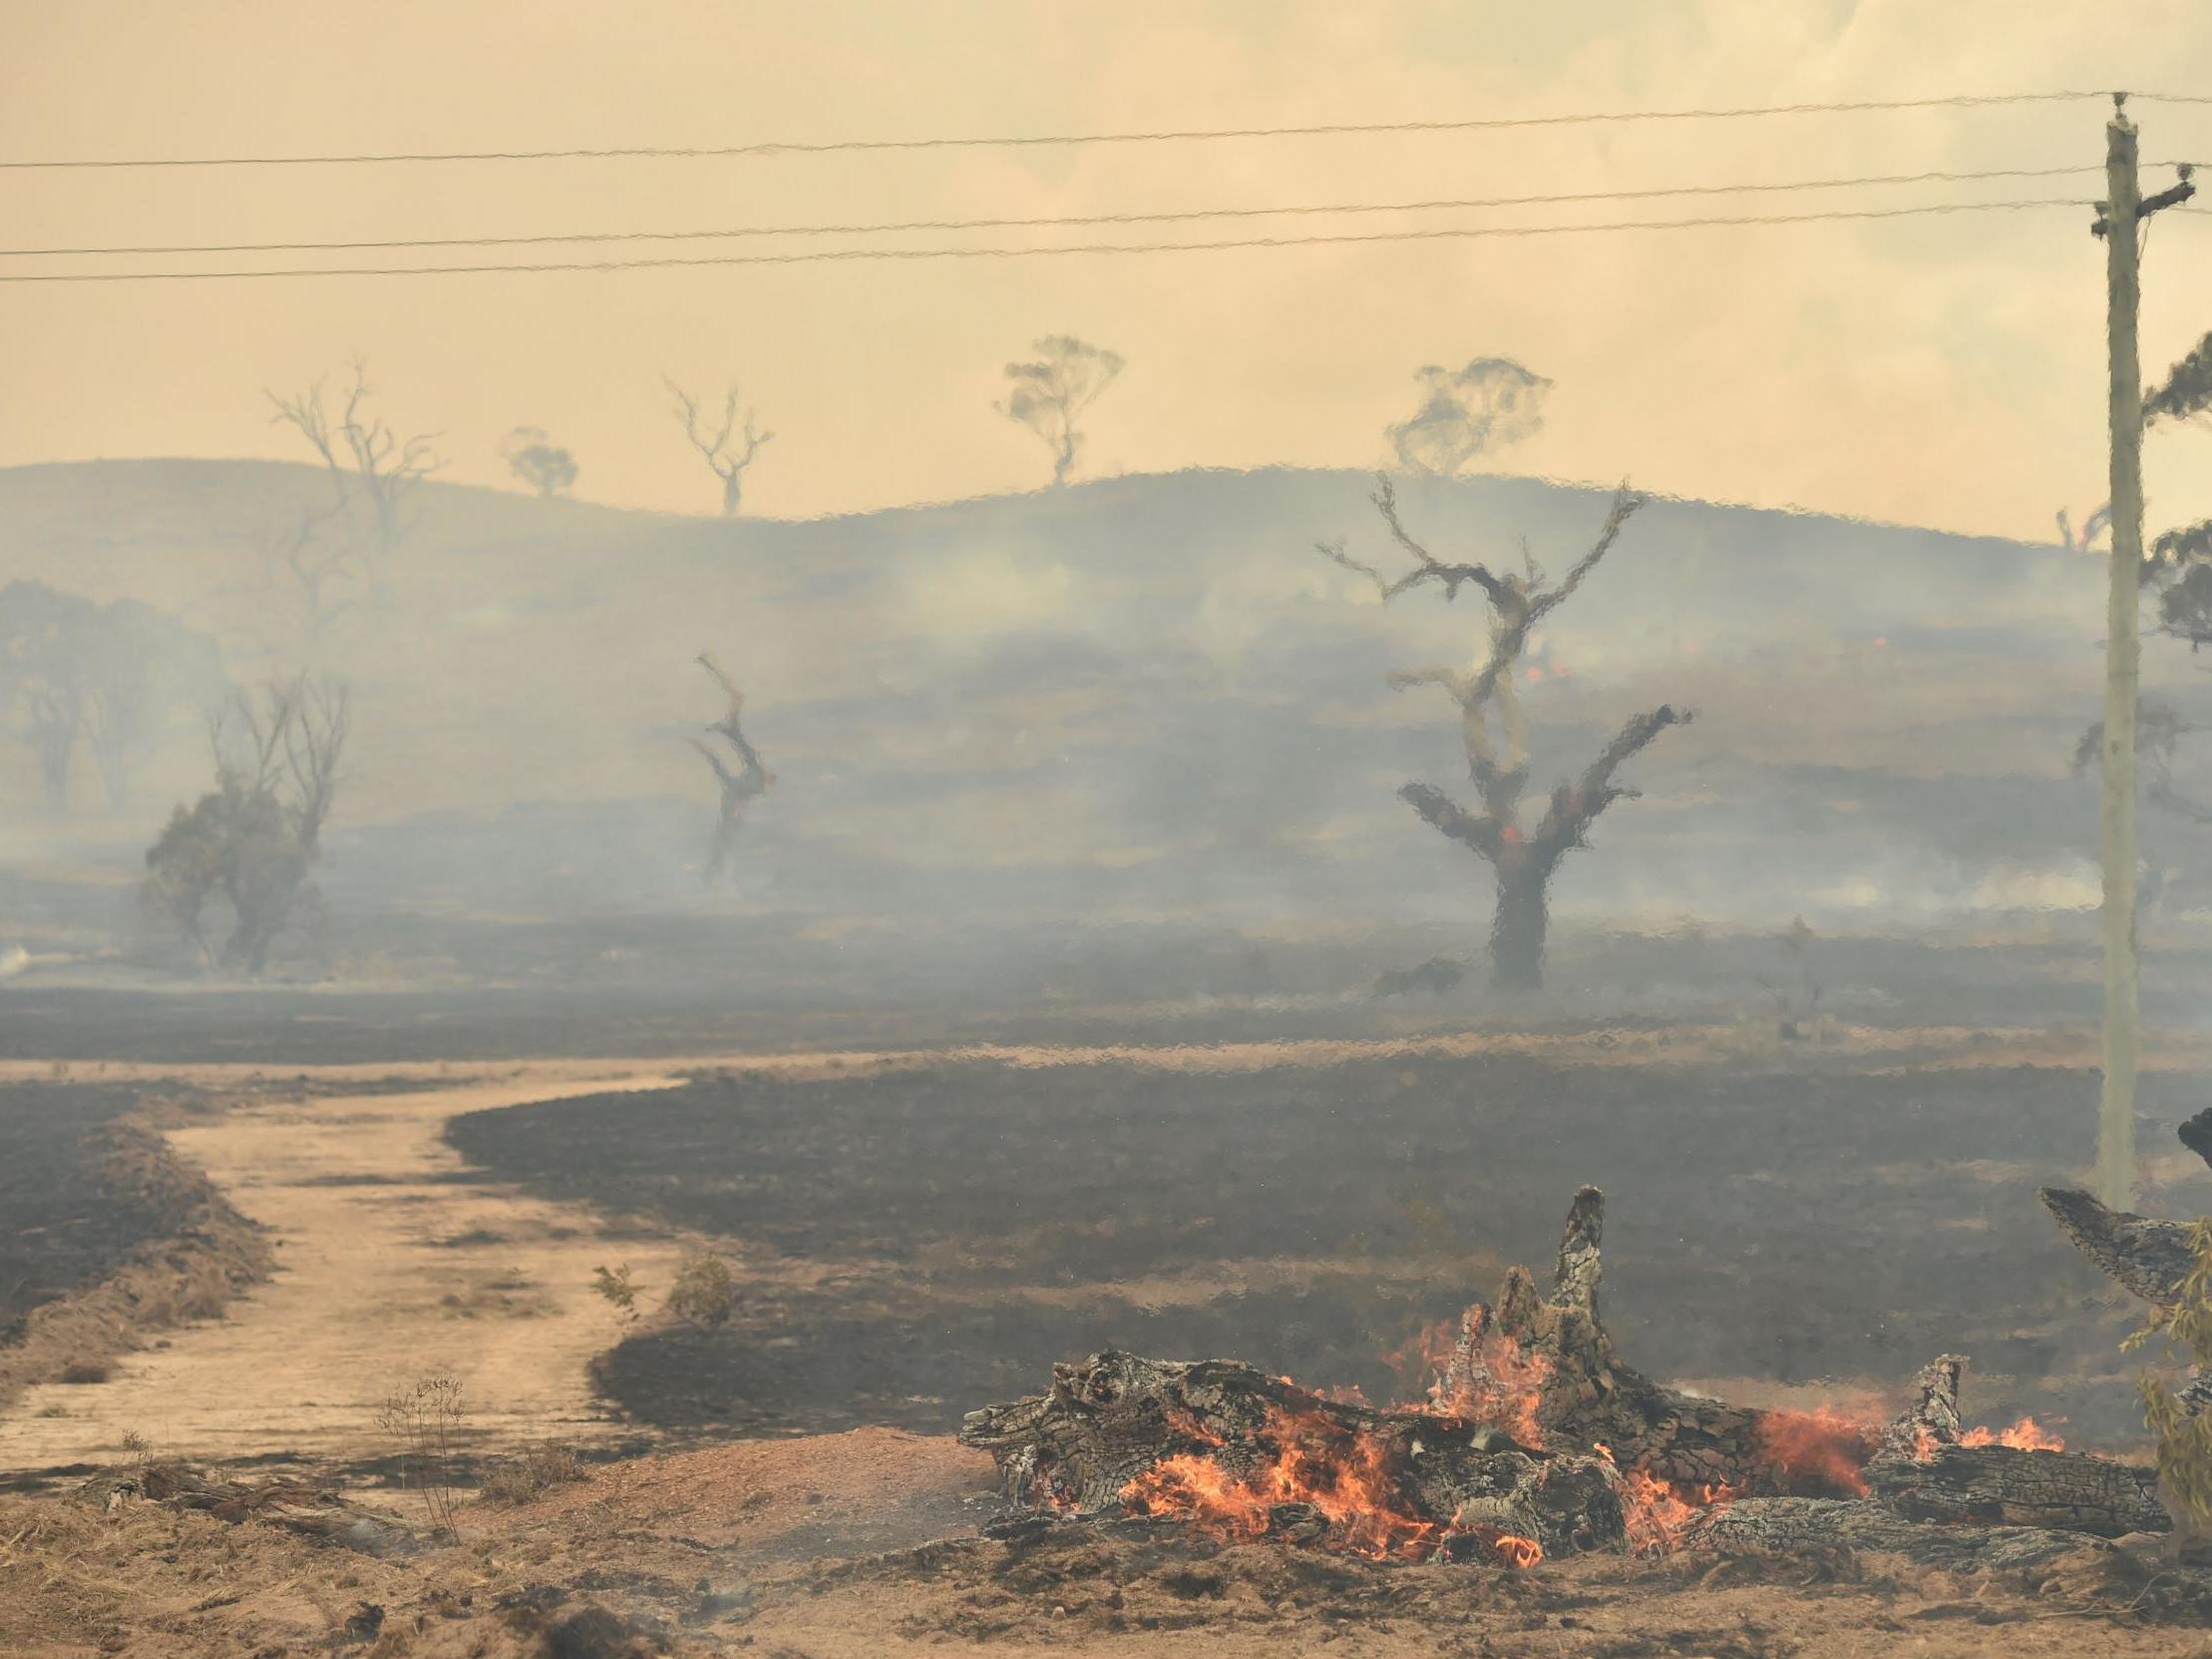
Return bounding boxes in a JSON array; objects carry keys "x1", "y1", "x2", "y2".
[
  {"x1": 376, "y1": 1374, "x2": 466, "y2": 1541},
  {"x1": 665, "y1": 1252, "x2": 738, "y2": 1328},
  {"x1": 589, "y1": 1263, "x2": 638, "y2": 1314},
  {"x1": 478, "y1": 1441, "x2": 586, "y2": 1504},
  {"x1": 2125, "y1": 1216, "x2": 2212, "y2": 1534},
  {"x1": 58, "y1": 1359, "x2": 112, "y2": 1384}
]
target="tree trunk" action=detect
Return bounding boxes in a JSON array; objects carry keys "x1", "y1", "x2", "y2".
[
  {"x1": 720, "y1": 472, "x2": 743, "y2": 518},
  {"x1": 1489, "y1": 858, "x2": 1551, "y2": 992}
]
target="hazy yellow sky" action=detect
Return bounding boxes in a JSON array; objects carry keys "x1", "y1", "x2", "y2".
[{"x1": 3, "y1": 0, "x2": 2210, "y2": 540}]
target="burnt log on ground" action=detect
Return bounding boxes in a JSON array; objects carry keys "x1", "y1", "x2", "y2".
[
  {"x1": 1863, "y1": 1352, "x2": 2167, "y2": 1537},
  {"x1": 1868, "y1": 1444, "x2": 2165, "y2": 1538},
  {"x1": 74, "y1": 1461, "x2": 419, "y2": 1556},
  {"x1": 966, "y1": 1185, "x2": 2182, "y2": 1568},
  {"x1": 959, "y1": 1349, "x2": 1625, "y2": 1562},
  {"x1": 1686, "y1": 1497, "x2": 2115, "y2": 1572}
]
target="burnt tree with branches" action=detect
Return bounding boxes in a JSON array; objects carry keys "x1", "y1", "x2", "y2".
[
  {"x1": 666, "y1": 380, "x2": 772, "y2": 517},
  {"x1": 267, "y1": 358, "x2": 442, "y2": 583},
  {"x1": 690, "y1": 652, "x2": 774, "y2": 885},
  {"x1": 143, "y1": 674, "x2": 350, "y2": 975},
  {"x1": 1319, "y1": 478, "x2": 1686, "y2": 990}
]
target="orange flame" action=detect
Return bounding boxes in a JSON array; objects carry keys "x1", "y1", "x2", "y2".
[
  {"x1": 1121, "y1": 1404, "x2": 1444, "y2": 1561},
  {"x1": 1961, "y1": 1416, "x2": 2065, "y2": 1452},
  {"x1": 1420, "y1": 1311, "x2": 1553, "y2": 1449},
  {"x1": 1492, "y1": 1533, "x2": 1544, "y2": 1568},
  {"x1": 1751, "y1": 1406, "x2": 1875, "y2": 1497},
  {"x1": 1593, "y1": 1441, "x2": 1736, "y2": 1555}
]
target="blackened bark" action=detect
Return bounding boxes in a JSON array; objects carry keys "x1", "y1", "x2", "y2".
[{"x1": 1489, "y1": 858, "x2": 1553, "y2": 992}]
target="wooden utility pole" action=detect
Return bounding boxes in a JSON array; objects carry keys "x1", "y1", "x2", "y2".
[
  {"x1": 2093, "y1": 98, "x2": 2195, "y2": 1208},
  {"x1": 2098, "y1": 103, "x2": 2145, "y2": 1210}
]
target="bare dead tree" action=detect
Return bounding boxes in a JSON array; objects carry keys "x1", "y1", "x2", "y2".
[
  {"x1": 691, "y1": 652, "x2": 774, "y2": 884},
  {"x1": 666, "y1": 379, "x2": 772, "y2": 517},
  {"x1": 2057, "y1": 503, "x2": 2112, "y2": 558},
  {"x1": 997, "y1": 336, "x2": 1123, "y2": 485},
  {"x1": 1319, "y1": 475, "x2": 1687, "y2": 990},
  {"x1": 266, "y1": 358, "x2": 442, "y2": 578},
  {"x1": 250, "y1": 499, "x2": 359, "y2": 643}
]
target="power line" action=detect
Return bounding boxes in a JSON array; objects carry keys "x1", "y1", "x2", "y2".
[
  {"x1": 0, "y1": 165, "x2": 2117, "y2": 259},
  {"x1": 0, "y1": 198, "x2": 2092, "y2": 283},
  {"x1": 0, "y1": 89, "x2": 2170, "y2": 172}
]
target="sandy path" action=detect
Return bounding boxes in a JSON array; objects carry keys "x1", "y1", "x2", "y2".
[{"x1": 0, "y1": 1064, "x2": 695, "y2": 1473}]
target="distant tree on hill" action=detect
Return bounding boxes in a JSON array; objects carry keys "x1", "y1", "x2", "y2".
[
  {"x1": 0, "y1": 581, "x2": 224, "y2": 810},
  {"x1": 997, "y1": 335, "x2": 1123, "y2": 486},
  {"x1": 666, "y1": 379, "x2": 772, "y2": 517},
  {"x1": 267, "y1": 356, "x2": 442, "y2": 581},
  {"x1": 1315, "y1": 476, "x2": 1685, "y2": 991},
  {"x1": 142, "y1": 674, "x2": 348, "y2": 975},
  {"x1": 1386, "y1": 358, "x2": 1550, "y2": 478},
  {"x1": 501, "y1": 427, "x2": 579, "y2": 498}
]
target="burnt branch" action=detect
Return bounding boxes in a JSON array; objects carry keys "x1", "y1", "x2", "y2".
[{"x1": 1529, "y1": 705, "x2": 1689, "y2": 863}]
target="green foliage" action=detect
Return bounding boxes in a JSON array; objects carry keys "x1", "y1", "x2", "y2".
[
  {"x1": 2146, "y1": 329, "x2": 2212, "y2": 426},
  {"x1": 2124, "y1": 1216, "x2": 2212, "y2": 1528},
  {"x1": 502, "y1": 427, "x2": 579, "y2": 498},
  {"x1": 589, "y1": 1262, "x2": 638, "y2": 1313},
  {"x1": 664, "y1": 1251, "x2": 738, "y2": 1327}
]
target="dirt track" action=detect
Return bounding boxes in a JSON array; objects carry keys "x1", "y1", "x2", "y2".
[{"x1": 0, "y1": 1065, "x2": 694, "y2": 1474}]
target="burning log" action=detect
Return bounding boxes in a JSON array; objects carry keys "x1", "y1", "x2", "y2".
[
  {"x1": 959, "y1": 1350, "x2": 1624, "y2": 1563},
  {"x1": 1453, "y1": 1187, "x2": 1873, "y2": 1496},
  {"x1": 966, "y1": 1185, "x2": 2180, "y2": 1571}
]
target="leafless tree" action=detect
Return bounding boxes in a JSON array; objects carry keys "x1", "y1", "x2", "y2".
[
  {"x1": 251, "y1": 499, "x2": 359, "y2": 643},
  {"x1": 1318, "y1": 475, "x2": 1686, "y2": 990},
  {"x1": 1386, "y1": 358, "x2": 1551, "y2": 478},
  {"x1": 666, "y1": 380, "x2": 772, "y2": 517},
  {"x1": 2057, "y1": 503, "x2": 2112, "y2": 558},
  {"x1": 501, "y1": 427, "x2": 579, "y2": 498},
  {"x1": 690, "y1": 652, "x2": 774, "y2": 884},
  {"x1": 997, "y1": 335, "x2": 1123, "y2": 486},
  {"x1": 267, "y1": 357, "x2": 442, "y2": 575}
]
